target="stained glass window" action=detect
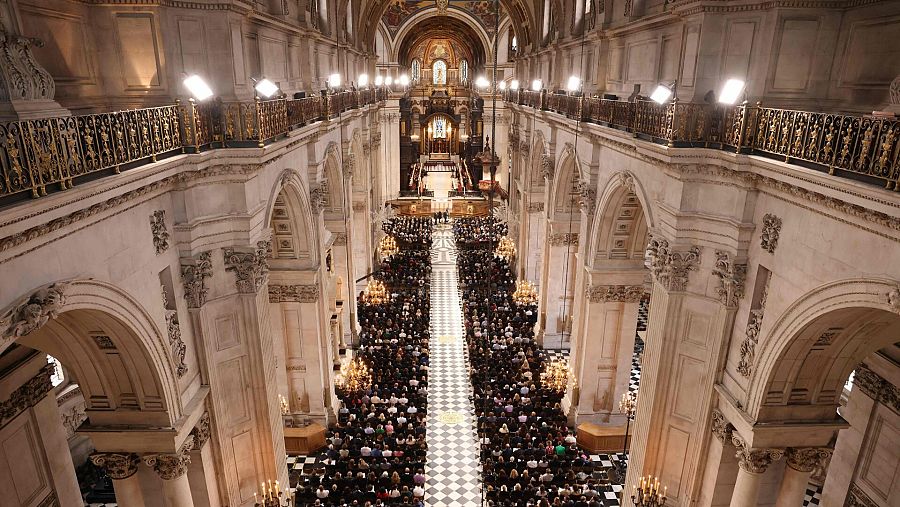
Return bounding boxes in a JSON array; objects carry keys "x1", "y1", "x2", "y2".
[
  {"x1": 433, "y1": 118, "x2": 446, "y2": 138},
  {"x1": 460, "y1": 59, "x2": 469, "y2": 83},
  {"x1": 412, "y1": 59, "x2": 421, "y2": 82},
  {"x1": 433, "y1": 60, "x2": 447, "y2": 85}
]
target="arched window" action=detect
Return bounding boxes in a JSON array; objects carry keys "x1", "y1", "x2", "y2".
[
  {"x1": 459, "y1": 59, "x2": 469, "y2": 83},
  {"x1": 433, "y1": 60, "x2": 447, "y2": 85},
  {"x1": 412, "y1": 59, "x2": 421, "y2": 83},
  {"x1": 542, "y1": 0, "x2": 551, "y2": 40},
  {"x1": 346, "y1": 0, "x2": 353, "y2": 36},
  {"x1": 511, "y1": 36, "x2": 518, "y2": 52},
  {"x1": 47, "y1": 355, "x2": 64, "y2": 387}
]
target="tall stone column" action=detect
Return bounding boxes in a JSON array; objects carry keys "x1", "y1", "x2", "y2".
[
  {"x1": 625, "y1": 241, "x2": 746, "y2": 503},
  {"x1": 188, "y1": 413, "x2": 222, "y2": 507},
  {"x1": 775, "y1": 448, "x2": 830, "y2": 507},
  {"x1": 90, "y1": 453, "x2": 146, "y2": 507},
  {"x1": 729, "y1": 435, "x2": 783, "y2": 507},
  {"x1": 573, "y1": 282, "x2": 643, "y2": 423},
  {"x1": 144, "y1": 439, "x2": 196, "y2": 507}
]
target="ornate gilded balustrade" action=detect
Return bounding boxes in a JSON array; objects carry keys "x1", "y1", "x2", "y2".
[
  {"x1": 507, "y1": 90, "x2": 900, "y2": 190},
  {"x1": 0, "y1": 91, "x2": 383, "y2": 202}
]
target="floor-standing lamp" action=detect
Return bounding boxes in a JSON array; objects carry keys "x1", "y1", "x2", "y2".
[{"x1": 619, "y1": 390, "x2": 637, "y2": 472}]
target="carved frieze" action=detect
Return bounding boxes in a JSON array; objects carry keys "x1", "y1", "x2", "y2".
[
  {"x1": 711, "y1": 409, "x2": 734, "y2": 444},
  {"x1": 150, "y1": 210, "x2": 169, "y2": 254},
  {"x1": 527, "y1": 202, "x2": 544, "y2": 213},
  {"x1": 224, "y1": 241, "x2": 271, "y2": 294},
  {"x1": 846, "y1": 483, "x2": 878, "y2": 507},
  {"x1": 853, "y1": 363, "x2": 900, "y2": 415},
  {"x1": 645, "y1": 238, "x2": 701, "y2": 292},
  {"x1": 191, "y1": 412, "x2": 211, "y2": 449},
  {"x1": 540, "y1": 154, "x2": 554, "y2": 180},
  {"x1": 90, "y1": 453, "x2": 141, "y2": 480},
  {"x1": 784, "y1": 447, "x2": 832, "y2": 473},
  {"x1": 92, "y1": 334, "x2": 115, "y2": 350},
  {"x1": 712, "y1": 251, "x2": 747, "y2": 307},
  {"x1": 732, "y1": 434, "x2": 783, "y2": 474},
  {"x1": 144, "y1": 437, "x2": 193, "y2": 480},
  {"x1": 0, "y1": 282, "x2": 68, "y2": 345},
  {"x1": 343, "y1": 153, "x2": 355, "y2": 180},
  {"x1": 760, "y1": 214, "x2": 782, "y2": 254},
  {"x1": 269, "y1": 284, "x2": 320, "y2": 303},
  {"x1": 165, "y1": 310, "x2": 188, "y2": 377},
  {"x1": 575, "y1": 181, "x2": 596, "y2": 214},
  {"x1": 587, "y1": 285, "x2": 645, "y2": 303},
  {"x1": 181, "y1": 252, "x2": 212, "y2": 309},
  {"x1": 0, "y1": 364, "x2": 53, "y2": 427},
  {"x1": 615, "y1": 171, "x2": 636, "y2": 192},
  {"x1": 60, "y1": 404, "x2": 86, "y2": 438},
  {"x1": 549, "y1": 233, "x2": 579, "y2": 246}
]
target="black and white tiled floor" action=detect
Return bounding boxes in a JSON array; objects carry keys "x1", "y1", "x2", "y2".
[{"x1": 426, "y1": 225, "x2": 482, "y2": 506}]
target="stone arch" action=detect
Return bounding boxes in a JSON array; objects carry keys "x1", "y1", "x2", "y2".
[
  {"x1": 267, "y1": 170, "x2": 319, "y2": 269},
  {"x1": 587, "y1": 171, "x2": 654, "y2": 269},
  {"x1": 1, "y1": 279, "x2": 180, "y2": 427},
  {"x1": 549, "y1": 144, "x2": 583, "y2": 217},
  {"x1": 322, "y1": 142, "x2": 346, "y2": 213},
  {"x1": 748, "y1": 278, "x2": 900, "y2": 423},
  {"x1": 529, "y1": 130, "x2": 549, "y2": 189},
  {"x1": 349, "y1": 129, "x2": 366, "y2": 192}
]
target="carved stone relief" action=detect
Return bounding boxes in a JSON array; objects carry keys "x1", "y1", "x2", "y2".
[
  {"x1": 527, "y1": 202, "x2": 544, "y2": 213},
  {"x1": 549, "y1": 233, "x2": 579, "y2": 246},
  {"x1": 150, "y1": 210, "x2": 169, "y2": 254},
  {"x1": 540, "y1": 154, "x2": 554, "y2": 180},
  {"x1": 732, "y1": 434, "x2": 784, "y2": 474},
  {"x1": 587, "y1": 285, "x2": 645, "y2": 303},
  {"x1": 0, "y1": 364, "x2": 53, "y2": 427},
  {"x1": 0, "y1": 31, "x2": 56, "y2": 102},
  {"x1": 191, "y1": 412, "x2": 211, "y2": 449},
  {"x1": 268, "y1": 284, "x2": 320, "y2": 303},
  {"x1": 784, "y1": 447, "x2": 832, "y2": 473},
  {"x1": 760, "y1": 214, "x2": 782, "y2": 254},
  {"x1": 712, "y1": 251, "x2": 747, "y2": 307},
  {"x1": 143, "y1": 437, "x2": 194, "y2": 480},
  {"x1": 1, "y1": 282, "x2": 69, "y2": 346},
  {"x1": 711, "y1": 409, "x2": 735, "y2": 443},
  {"x1": 310, "y1": 183, "x2": 328, "y2": 214}
]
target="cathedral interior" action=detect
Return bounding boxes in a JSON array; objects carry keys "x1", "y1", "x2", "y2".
[{"x1": 0, "y1": 0, "x2": 899, "y2": 506}]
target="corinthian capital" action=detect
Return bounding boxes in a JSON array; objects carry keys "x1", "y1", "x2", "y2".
[
  {"x1": 732, "y1": 434, "x2": 783, "y2": 474},
  {"x1": 180, "y1": 252, "x2": 212, "y2": 309},
  {"x1": 645, "y1": 237, "x2": 701, "y2": 292},
  {"x1": 785, "y1": 447, "x2": 832, "y2": 473},
  {"x1": 143, "y1": 437, "x2": 194, "y2": 480},
  {"x1": 223, "y1": 241, "x2": 271, "y2": 294},
  {"x1": 90, "y1": 452, "x2": 141, "y2": 480}
]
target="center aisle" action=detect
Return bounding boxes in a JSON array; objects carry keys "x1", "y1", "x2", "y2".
[{"x1": 426, "y1": 223, "x2": 482, "y2": 507}]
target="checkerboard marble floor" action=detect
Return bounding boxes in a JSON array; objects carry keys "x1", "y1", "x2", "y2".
[{"x1": 425, "y1": 225, "x2": 482, "y2": 507}]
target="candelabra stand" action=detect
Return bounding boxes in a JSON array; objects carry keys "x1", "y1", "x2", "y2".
[
  {"x1": 255, "y1": 480, "x2": 292, "y2": 506},
  {"x1": 631, "y1": 476, "x2": 666, "y2": 507},
  {"x1": 618, "y1": 390, "x2": 637, "y2": 474}
]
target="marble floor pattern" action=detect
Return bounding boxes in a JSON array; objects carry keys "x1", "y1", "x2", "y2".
[{"x1": 425, "y1": 224, "x2": 482, "y2": 507}]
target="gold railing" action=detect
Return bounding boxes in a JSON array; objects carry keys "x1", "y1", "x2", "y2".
[
  {"x1": 1, "y1": 105, "x2": 181, "y2": 198},
  {"x1": 1, "y1": 90, "x2": 384, "y2": 201},
  {"x1": 506, "y1": 90, "x2": 900, "y2": 190}
]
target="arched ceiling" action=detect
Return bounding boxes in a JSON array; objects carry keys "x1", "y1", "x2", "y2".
[
  {"x1": 397, "y1": 16, "x2": 487, "y2": 68},
  {"x1": 360, "y1": 0, "x2": 535, "y2": 52}
]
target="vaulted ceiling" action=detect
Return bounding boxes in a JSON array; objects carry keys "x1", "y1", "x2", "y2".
[{"x1": 397, "y1": 16, "x2": 487, "y2": 68}]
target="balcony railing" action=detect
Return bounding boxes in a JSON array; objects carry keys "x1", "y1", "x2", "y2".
[
  {"x1": 0, "y1": 88, "x2": 387, "y2": 202},
  {"x1": 507, "y1": 90, "x2": 900, "y2": 191}
]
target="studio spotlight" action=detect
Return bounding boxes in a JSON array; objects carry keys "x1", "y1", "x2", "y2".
[
  {"x1": 399, "y1": 74, "x2": 410, "y2": 87},
  {"x1": 475, "y1": 76, "x2": 490, "y2": 88},
  {"x1": 650, "y1": 81, "x2": 676, "y2": 104},
  {"x1": 498, "y1": 81, "x2": 507, "y2": 90},
  {"x1": 718, "y1": 78, "x2": 746, "y2": 105},
  {"x1": 254, "y1": 78, "x2": 279, "y2": 98},
  {"x1": 183, "y1": 75, "x2": 214, "y2": 101},
  {"x1": 374, "y1": 75, "x2": 384, "y2": 86},
  {"x1": 531, "y1": 79, "x2": 543, "y2": 91},
  {"x1": 385, "y1": 76, "x2": 394, "y2": 86},
  {"x1": 358, "y1": 73, "x2": 369, "y2": 87},
  {"x1": 510, "y1": 80, "x2": 520, "y2": 90},
  {"x1": 566, "y1": 75, "x2": 582, "y2": 92},
  {"x1": 328, "y1": 73, "x2": 342, "y2": 89}
]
